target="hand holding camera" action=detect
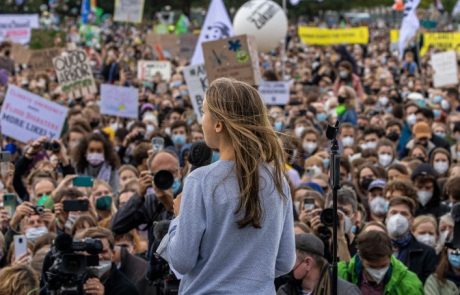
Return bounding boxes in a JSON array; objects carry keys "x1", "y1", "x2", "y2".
[
  {"x1": 25, "y1": 136, "x2": 47, "y2": 159},
  {"x1": 10, "y1": 201, "x2": 35, "y2": 228}
]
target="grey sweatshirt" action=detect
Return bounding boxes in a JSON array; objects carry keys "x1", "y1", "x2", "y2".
[{"x1": 167, "y1": 160, "x2": 296, "y2": 295}]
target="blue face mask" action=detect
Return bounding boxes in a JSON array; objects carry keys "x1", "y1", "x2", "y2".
[
  {"x1": 211, "y1": 151, "x2": 220, "y2": 163},
  {"x1": 433, "y1": 109, "x2": 441, "y2": 120},
  {"x1": 433, "y1": 95, "x2": 443, "y2": 104},
  {"x1": 449, "y1": 253, "x2": 460, "y2": 269},
  {"x1": 322, "y1": 158, "x2": 330, "y2": 169},
  {"x1": 316, "y1": 112, "x2": 327, "y2": 122},
  {"x1": 274, "y1": 121, "x2": 284, "y2": 132},
  {"x1": 172, "y1": 179, "x2": 181, "y2": 195},
  {"x1": 172, "y1": 134, "x2": 186, "y2": 146}
]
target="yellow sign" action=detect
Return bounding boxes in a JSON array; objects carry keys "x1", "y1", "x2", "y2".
[
  {"x1": 298, "y1": 27, "x2": 369, "y2": 45},
  {"x1": 420, "y1": 32, "x2": 460, "y2": 56},
  {"x1": 390, "y1": 30, "x2": 399, "y2": 43}
]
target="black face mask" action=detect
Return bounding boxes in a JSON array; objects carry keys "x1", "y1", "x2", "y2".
[
  {"x1": 338, "y1": 95, "x2": 347, "y2": 104},
  {"x1": 4, "y1": 50, "x2": 10, "y2": 57},
  {"x1": 387, "y1": 132, "x2": 400, "y2": 142},
  {"x1": 360, "y1": 178, "x2": 374, "y2": 191},
  {"x1": 90, "y1": 120, "x2": 100, "y2": 129}
]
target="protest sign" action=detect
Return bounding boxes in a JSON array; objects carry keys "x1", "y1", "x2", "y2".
[
  {"x1": 114, "y1": 0, "x2": 145, "y2": 23},
  {"x1": 11, "y1": 43, "x2": 31, "y2": 64},
  {"x1": 420, "y1": 32, "x2": 460, "y2": 56},
  {"x1": 297, "y1": 26, "x2": 369, "y2": 45},
  {"x1": 100, "y1": 84, "x2": 139, "y2": 119},
  {"x1": 53, "y1": 49, "x2": 97, "y2": 99},
  {"x1": 431, "y1": 51, "x2": 459, "y2": 88},
  {"x1": 145, "y1": 33, "x2": 180, "y2": 57},
  {"x1": 202, "y1": 34, "x2": 261, "y2": 85},
  {"x1": 29, "y1": 29, "x2": 66, "y2": 49},
  {"x1": 180, "y1": 33, "x2": 199, "y2": 60},
  {"x1": 0, "y1": 14, "x2": 39, "y2": 44},
  {"x1": 183, "y1": 64, "x2": 208, "y2": 122},
  {"x1": 137, "y1": 60, "x2": 172, "y2": 81},
  {"x1": 258, "y1": 81, "x2": 290, "y2": 105},
  {"x1": 29, "y1": 48, "x2": 62, "y2": 72},
  {"x1": 0, "y1": 85, "x2": 68, "y2": 143}
]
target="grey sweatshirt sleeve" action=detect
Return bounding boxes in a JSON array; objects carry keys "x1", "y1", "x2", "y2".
[
  {"x1": 167, "y1": 175, "x2": 206, "y2": 275},
  {"x1": 274, "y1": 191, "x2": 296, "y2": 277}
]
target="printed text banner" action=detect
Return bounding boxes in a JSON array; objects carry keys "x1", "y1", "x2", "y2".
[{"x1": 298, "y1": 26, "x2": 369, "y2": 45}]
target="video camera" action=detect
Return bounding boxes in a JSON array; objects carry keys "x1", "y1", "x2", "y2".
[{"x1": 44, "y1": 233, "x2": 103, "y2": 295}]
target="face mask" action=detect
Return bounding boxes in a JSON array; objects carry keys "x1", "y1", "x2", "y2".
[
  {"x1": 433, "y1": 95, "x2": 443, "y2": 104},
  {"x1": 86, "y1": 153, "x2": 105, "y2": 166},
  {"x1": 172, "y1": 179, "x2": 181, "y2": 195},
  {"x1": 295, "y1": 126, "x2": 305, "y2": 138},
  {"x1": 386, "y1": 213, "x2": 409, "y2": 238},
  {"x1": 339, "y1": 70, "x2": 349, "y2": 79},
  {"x1": 169, "y1": 80, "x2": 182, "y2": 89},
  {"x1": 433, "y1": 161, "x2": 449, "y2": 175},
  {"x1": 25, "y1": 226, "x2": 48, "y2": 242},
  {"x1": 370, "y1": 196, "x2": 389, "y2": 216},
  {"x1": 415, "y1": 234, "x2": 436, "y2": 248},
  {"x1": 379, "y1": 96, "x2": 389, "y2": 106},
  {"x1": 434, "y1": 131, "x2": 446, "y2": 138},
  {"x1": 366, "y1": 141, "x2": 378, "y2": 150},
  {"x1": 322, "y1": 158, "x2": 330, "y2": 170},
  {"x1": 366, "y1": 266, "x2": 389, "y2": 284},
  {"x1": 165, "y1": 127, "x2": 171, "y2": 136},
  {"x1": 274, "y1": 121, "x2": 284, "y2": 132},
  {"x1": 406, "y1": 114, "x2": 417, "y2": 126},
  {"x1": 360, "y1": 178, "x2": 374, "y2": 191},
  {"x1": 342, "y1": 136, "x2": 354, "y2": 147},
  {"x1": 378, "y1": 154, "x2": 393, "y2": 167},
  {"x1": 417, "y1": 190, "x2": 433, "y2": 206},
  {"x1": 448, "y1": 253, "x2": 460, "y2": 269},
  {"x1": 338, "y1": 95, "x2": 346, "y2": 104},
  {"x1": 145, "y1": 124, "x2": 155, "y2": 135},
  {"x1": 316, "y1": 112, "x2": 327, "y2": 122},
  {"x1": 172, "y1": 134, "x2": 186, "y2": 146},
  {"x1": 433, "y1": 109, "x2": 441, "y2": 120},
  {"x1": 307, "y1": 165, "x2": 323, "y2": 177},
  {"x1": 302, "y1": 142, "x2": 317, "y2": 154},
  {"x1": 96, "y1": 196, "x2": 112, "y2": 211},
  {"x1": 89, "y1": 260, "x2": 112, "y2": 278},
  {"x1": 343, "y1": 215, "x2": 352, "y2": 234},
  {"x1": 441, "y1": 99, "x2": 450, "y2": 111},
  {"x1": 387, "y1": 131, "x2": 400, "y2": 142}
]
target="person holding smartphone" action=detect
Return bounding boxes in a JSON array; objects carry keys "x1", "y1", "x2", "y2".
[{"x1": 167, "y1": 78, "x2": 295, "y2": 294}]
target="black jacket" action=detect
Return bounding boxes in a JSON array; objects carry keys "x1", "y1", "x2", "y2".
[
  {"x1": 431, "y1": 133, "x2": 451, "y2": 152},
  {"x1": 277, "y1": 276, "x2": 361, "y2": 295},
  {"x1": 398, "y1": 236, "x2": 438, "y2": 283},
  {"x1": 119, "y1": 247, "x2": 157, "y2": 295},
  {"x1": 105, "y1": 264, "x2": 140, "y2": 295}
]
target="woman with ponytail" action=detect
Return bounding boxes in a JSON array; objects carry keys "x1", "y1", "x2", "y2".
[{"x1": 167, "y1": 78, "x2": 296, "y2": 294}]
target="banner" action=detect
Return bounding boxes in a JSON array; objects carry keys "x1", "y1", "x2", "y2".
[
  {"x1": 137, "y1": 60, "x2": 172, "y2": 81},
  {"x1": 11, "y1": 43, "x2": 31, "y2": 64},
  {"x1": 0, "y1": 85, "x2": 68, "y2": 143},
  {"x1": 100, "y1": 84, "x2": 138, "y2": 119},
  {"x1": 114, "y1": 0, "x2": 145, "y2": 23},
  {"x1": 0, "y1": 14, "x2": 39, "y2": 44},
  {"x1": 431, "y1": 51, "x2": 459, "y2": 88},
  {"x1": 398, "y1": 0, "x2": 421, "y2": 58},
  {"x1": 191, "y1": 0, "x2": 233, "y2": 65},
  {"x1": 420, "y1": 32, "x2": 460, "y2": 56},
  {"x1": 53, "y1": 50, "x2": 97, "y2": 99},
  {"x1": 390, "y1": 29, "x2": 399, "y2": 44},
  {"x1": 258, "y1": 81, "x2": 290, "y2": 105},
  {"x1": 28, "y1": 48, "x2": 62, "y2": 72},
  {"x1": 183, "y1": 64, "x2": 208, "y2": 122},
  {"x1": 297, "y1": 27, "x2": 369, "y2": 45}
]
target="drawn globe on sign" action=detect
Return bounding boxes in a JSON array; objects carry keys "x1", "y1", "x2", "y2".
[{"x1": 205, "y1": 22, "x2": 232, "y2": 40}]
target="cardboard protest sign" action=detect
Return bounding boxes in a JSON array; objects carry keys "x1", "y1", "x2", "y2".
[
  {"x1": 431, "y1": 51, "x2": 459, "y2": 88},
  {"x1": 183, "y1": 64, "x2": 208, "y2": 122},
  {"x1": 137, "y1": 60, "x2": 172, "y2": 81},
  {"x1": 100, "y1": 84, "x2": 139, "y2": 119},
  {"x1": 11, "y1": 43, "x2": 31, "y2": 64},
  {"x1": 202, "y1": 34, "x2": 261, "y2": 85},
  {"x1": 180, "y1": 33, "x2": 199, "y2": 60},
  {"x1": 145, "y1": 33, "x2": 180, "y2": 57},
  {"x1": 0, "y1": 14, "x2": 39, "y2": 44},
  {"x1": 114, "y1": 0, "x2": 145, "y2": 23},
  {"x1": 0, "y1": 85, "x2": 68, "y2": 143},
  {"x1": 297, "y1": 26, "x2": 369, "y2": 45},
  {"x1": 29, "y1": 29, "x2": 66, "y2": 49},
  {"x1": 258, "y1": 81, "x2": 290, "y2": 105},
  {"x1": 28, "y1": 48, "x2": 62, "y2": 72},
  {"x1": 53, "y1": 50, "x2": 97, "y2": 99}
]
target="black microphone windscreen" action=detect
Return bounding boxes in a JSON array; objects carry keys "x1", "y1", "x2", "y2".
[
  {"x1": 188, "y1": 141, "x2": 213, "y2": 169},
  {"x1": 54, "y1": 233, "x2": 73, "y2": 252},
  {"x1": 153, "y1": 220, "x2": 171, "y2": 241}
]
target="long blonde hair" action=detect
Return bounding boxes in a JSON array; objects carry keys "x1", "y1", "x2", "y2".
[
  {"x1": 0, "y1": 265, "x2": 39, "y2": 295},
  {"x1": 205, "y1": 78, "x2": 287, "y2": 228}
]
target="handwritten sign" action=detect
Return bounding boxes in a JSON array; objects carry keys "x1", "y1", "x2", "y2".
[
  {"x1": 114, "y1": 0, "x2": 145, "y2": 23},
  {"x1": 183, "y1": 64, "x2": 208, "y2": 122},
  {"x1": 137, "y1": 60, "x2": 172, "y2": 81},
  {"x1": 0, "y1": 85, "x2": 68, "y2": 143},
  {"x1": 100, "y1": 84, "x2": 139, "y2": 119},
  {"x1": 431, "y1": 51, "x2": 459, "y2": 88},
  {"x1": 0, "y1": 14, "x2": 39, "y2": 44},
  {"x1": 259, "y1": 81, "x2": 290, "y2": 105},
  {"x1": 29, "y1": 48, "x2": 62, "y2": 72},
  {"x1": 53, "y1": 50, "x2": 97, "y2": 99}
]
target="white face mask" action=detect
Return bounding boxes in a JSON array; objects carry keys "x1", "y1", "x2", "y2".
[
  {"x1": 370, "y1": 196, "x2": 389, "y2": 216},
  {"x1": 307, "y1": 165, "x2": 322, "y2": 177},
  {"x1": 86, "y1": 153, "x2": 105, "y2": 166},
  {"x1": 417, "y1": 190, "x2": 433, "y2": 207},
  {"x1": 295, "y1": 126, "x2": 305, "y2": 138},
  {"x1": 25, "y1": 226, "x2": 48, "y2": 242},
  {"x1": 415, "y1": 233, "x2": 436, "y2": 248},
  {"x1": 366, "y1": 266, "x2": 389, "y2": 284},
  {"x1": 342, "y1": 136, "x2": 354, "y2": 147},
  {"x1": 433, "y1": 161, "x2": 449, "y2": 175},
  {"x1": 145, "y1": 124, "x2": 155, "y2": 135},
  {"x1": 302, "y1": 142, "x2": 318, "y2": 154},
  {"x1": 379, "y1": 96, "x2": 389, "y2": 106},
  {"x1": 386, "y1": 213, "x2": 409, "y2": 238},
  {"x1": 406, "y1": 114, "x2": 417, "y2": 126},
  {"x1": 366, "y1": 141, "x2": 378, "y2": 150},
  {"x1": 378, "y1": 154, "x2": 393, "y2": 167},
  {"x1": 89, "y1": 260, "x2": 112, "y2": 278}
]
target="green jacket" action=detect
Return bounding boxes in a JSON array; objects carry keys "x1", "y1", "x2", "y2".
[{"x1": 338, "y1": 255, "x2": 423, "y2": 295}]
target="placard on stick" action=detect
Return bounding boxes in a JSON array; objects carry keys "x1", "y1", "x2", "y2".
[
  {"x1": 53, "y1": 50, "x2": 97, "y2": 99},
  {"x1": 100, "y1": 84, "x2": 139, "y2": 119},
  {"x1": 259, "y1": 81, "x2": 290, "y2": 105},
  {"x1": 137, "y1": 60, "x2": 172, "y2": 81},
  {"x1": 202, "y1": 34, "x2": 261, "y2": 85},
  {"x1": 183, "y1": 64, "x2": 208, "y2": 122}
]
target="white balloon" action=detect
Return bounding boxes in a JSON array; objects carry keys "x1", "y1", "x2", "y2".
[
  {"x1": 233, "y1": 0, "x2": 288, "y2": 52},
  {"x1": 290, "y1": 0, "x2": 301, "y2": 5}
]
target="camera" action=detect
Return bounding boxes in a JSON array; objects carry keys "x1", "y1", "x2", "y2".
[
  {"x1": 32, "y1": 205, "x2": 45, "y2": 215},
  {"x1": 320, "y1": 208, "x2": 337, "y2": 227},
  {"x1": 43, "y1": 141, "x2": 61, "y2": 153},
  {"x1": 153, "y1": 170, "x2": 174, "y2": 190},
  {"x1": 44, "y1": 234, "x2": 103, "y2": 295}
]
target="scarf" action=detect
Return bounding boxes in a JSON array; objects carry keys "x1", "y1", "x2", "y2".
[
  {"x1": 85, "y1": 162, "x2": 112, "y2": 184},
  {"x1": 313, "y1": 264, "x2": 331, "y2": 295}
]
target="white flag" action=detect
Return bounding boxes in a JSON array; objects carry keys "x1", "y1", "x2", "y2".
[
  {"x1": 290, "y1": 0, "x2": 300, "y2": 5},
  {"x1": 454, "y1": 0, "x2": 460, "y2": 15},
  {"x1": 398, "y1": 0, "x2": 421, "y2": 58},
  {"x1": 190, "y1": 0, "x2": 233, "y2": 65}
]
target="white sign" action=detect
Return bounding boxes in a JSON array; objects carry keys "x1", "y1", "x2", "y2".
[
  {"x1": 431, "y1": 51, "x2": 459, "y2": 88},
  {"x1": 137, "y1": 60, "x2": 172, "y2": 81},
  {"x1": 114, "y1": 0, "x2": 145, "y2": 23},
  {"x1": 183, "y1": 64, "x2": 208, "y2": 122},
  {"x1": 0, "y1": 14, "x2": 39, "y2": 44},
  {"x1": 0, "y1": 85, "x2": 68, "y2": 143},
  {"x1": 100, "y1": 84, "x2": 139, "y2": 119},
  {"x1": 259, "y1": 81, "x2": 290, "y2": 105}
]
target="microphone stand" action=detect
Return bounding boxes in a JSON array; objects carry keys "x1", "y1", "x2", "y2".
[{"x1": 326, "y1": 120, "x2": 341, "y2": 295}]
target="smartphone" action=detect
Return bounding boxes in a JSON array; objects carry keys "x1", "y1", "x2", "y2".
[
  {"x1": 152, "y1": 137, "x2": 165, "y2": 152},
  {"x1": 14, "y1": 235, "x2": 27, "y2": 259},
  {"x1": 3, "y1": 194, "x2": 17, "y2": 216},
  {"x1": 72, "y1": 176, "x2": 94, "y2": 187},
  {"x1": 63, "y1": 199, "x2": 89, "y2": 212},
  {"x1": 304, "y1": 198, "x2": 316, "y2": 211}
]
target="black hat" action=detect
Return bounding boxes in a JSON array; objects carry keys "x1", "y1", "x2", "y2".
[{"x1": 411, "y1": 163, "x2": 438, "y2": 181}]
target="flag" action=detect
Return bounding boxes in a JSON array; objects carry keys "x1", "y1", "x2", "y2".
[
  {"x1": 454, "y1": 0, "x2": 460, "y2": 15},
  {"x1": 190, "y1": 0, "x2": 233, "y2": 65},
  {"x1": 398, "y1": 0, "x2": 420, "y2": 58},
  {"x1": 175, "y1": 14, "x2": 190, "y2": 35},
  {"x1": 81, "y1": 0, "x2": 90, "y2": 25}
]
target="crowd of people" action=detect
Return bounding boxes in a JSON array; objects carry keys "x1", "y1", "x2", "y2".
[{"x1": 0, "y1": 7, "x2": 459, "y2": 295}]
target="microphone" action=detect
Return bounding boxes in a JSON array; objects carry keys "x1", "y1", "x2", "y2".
[
  {"x1": 54, "y1": 233, "x2": 73, "y2": 252},
  {"x1": 188, "y1": 141, "x2": 213, "y2": 171},
  {"x1": 326, "y1": 120, "x2": 340, "y2": 141}
]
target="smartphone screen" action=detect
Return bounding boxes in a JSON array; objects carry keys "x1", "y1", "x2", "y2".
[
  {"x1": 72, "y1": 176, "x2": 94, "y2": 187},
  {"x1": 304, "y1": 198, "x2": 316, "y2": 211},
  {"x1": 63, "y1": 199, "x2": 89, "y2": 212},
  {"x1": 14, "y1": 235, "x2": 27, "y2": 259},
  {"x1": 3, "y1": 194, "x2": 17, "y2": 217}
]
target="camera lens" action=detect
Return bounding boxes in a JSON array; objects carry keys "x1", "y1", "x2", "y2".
[
  {"x1": 153, "y1": 170, "x2": 174, "y2": 190},
  {"x1": 51, "y1": 142, "x2": 61, "y2": 152},
  {"x1": 320, "y1": 208, "x2": 337, "y2": 227}
]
